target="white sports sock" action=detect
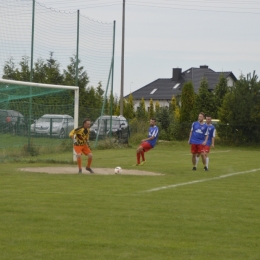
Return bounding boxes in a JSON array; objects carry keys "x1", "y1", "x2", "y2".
[
  {"x1": 206, "y1": 157, "x2": 209, "y2": 168},
  {"x1": 195, "y1": 156, "x2": 200, "y2": 166}
]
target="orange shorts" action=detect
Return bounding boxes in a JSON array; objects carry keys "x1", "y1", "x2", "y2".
[{"x1": 74, "y1": 144, "x2": 91, "y2": 155}]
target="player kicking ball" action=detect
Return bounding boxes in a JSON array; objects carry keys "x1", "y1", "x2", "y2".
[
  {"x1": 69, "y1": 118, "x2": 94, "y2": 174},
  {"x1": 135, "y1": 118, "x2": 159, "y2": 166},
  {"x1": 188, "y1": 112, "x2": 209, "y2": 171}
]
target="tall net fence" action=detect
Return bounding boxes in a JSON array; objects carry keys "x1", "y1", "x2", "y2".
[
  {"x1": 0, "y1": 0, "x2": 115, "y2": 163},
  {"x1": 0, "y1": 0, "x2": 114, "y2": 88}
]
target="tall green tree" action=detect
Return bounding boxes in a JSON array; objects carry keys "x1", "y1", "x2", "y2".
[
  {"x1": 19, "y1": 55, "x2": 30, "y2": 81},
  {"x1": 33, "y1": 58, "x2": 47, "y2": 83},
  {"x1": 149, "y1": 99, "x2": 155, "y2": 119},
  {"x1": 136, "y1": 98, "x2": 147, "y2": 121},
  {"x1": 45, "y1": 52, "x2": 63, "y2": 85},
  {"x1": 218, "y1": 71, "x2": 260, "y2": 143},
  {"x1": 3, "y1": 55, "x2": 30, "y2": 81},
  {"x1": 214, "y1": 73, "x2": 230, "y2": 118},
  {"x1": 180, "y1": 81, "x2": 195, "y2": 123},
  {"x1": 155, "y1": 101, "x2": 160, "y2": 115},
  {"x1": 124, "y1": 94, "x2": 135, "y2": 119},
  {"x1": 169, "y1": 95, "x2": 177, "y2": 114},
  {"x1": 63, "y1": 55, "x2": 91, "y2": 120},
  {"x1": 3, "y1": 57, "x2": 19, "y2": 79},
  {"x1": 193, "y1": 77, "x2": 215, "y2": 118}
]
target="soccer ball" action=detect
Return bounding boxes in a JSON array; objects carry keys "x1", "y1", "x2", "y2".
[{"x1": 114, "y1": 166, "x2": 122, "y2": 174}]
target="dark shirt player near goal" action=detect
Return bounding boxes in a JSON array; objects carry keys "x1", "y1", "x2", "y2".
[{"x1": 69, "y1": 118, "x2": 94, "y2": 174}]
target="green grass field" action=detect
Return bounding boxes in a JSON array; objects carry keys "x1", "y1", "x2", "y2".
[{"x1": 1, "y1": 142, "x2": 260, "y2": 259}]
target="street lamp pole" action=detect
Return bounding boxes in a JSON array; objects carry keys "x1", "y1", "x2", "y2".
[{"x1": 120, "y1": 0, "x2": 125, "y2": 116}]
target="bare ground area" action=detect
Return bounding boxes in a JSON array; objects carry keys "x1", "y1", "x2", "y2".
[{"x1": 18, "y1": 167, "x2": 163, "y2": 176}]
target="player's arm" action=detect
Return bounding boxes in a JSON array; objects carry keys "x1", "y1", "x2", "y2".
[
  {"x1": 69, "y1": 129, "x2": 75, "y2": 140},
  {"x1": 188, "y1": 123, "x2": 194, "y2": 144},
  {"x1": 202, "y1": 127, "x2": 209, "y2": 145},
  {"x1": 142, "y1": 136, "x2": 155, "y2": 142},
  {"x1": 211, "y1": 129, "x2": 216, "y2": 148},
  {"x1": 188, "y1": 131, "x2": 193, "y2": 144},
  {"x1": 202, "y1": 134, "x2": 209, "y2": 145}
]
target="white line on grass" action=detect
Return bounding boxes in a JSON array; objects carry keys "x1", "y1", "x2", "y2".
[
  {"x1": 142, "y1": 168, "x2": 260, "y2": 193},
  {"x1": 182, "y1": 150, "x2": 230, "y2": 155}
]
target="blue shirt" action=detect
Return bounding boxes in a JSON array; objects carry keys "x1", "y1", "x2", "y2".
[
  {"x1": 206, "y1": 124, "x2": 216, "y2": 146},
  {"x1": 146, "y1": 125, "x2": 159, "y2": 147},
  {"x1": 189, "y1": 121, "x2": 208, "y2": 145}
]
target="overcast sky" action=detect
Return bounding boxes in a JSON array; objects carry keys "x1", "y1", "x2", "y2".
[{"x1": 2, "y1": 0, "x2": 260, "y2": 96}]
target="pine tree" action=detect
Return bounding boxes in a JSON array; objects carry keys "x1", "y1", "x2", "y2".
[
  {"x1": 180, "y1": 81, "x2": 195, "y2": 123},
  {"x1": 155, "y1": 101, "x2": 160, "y2": 115},
  {"x1": 124, "y1": 94, "x2": 135, "y2": 119},
  {"x1": 136, "y1": 98, "x2": 147, "y2": 120},
  {"x1": 149, "y1": 99, "x2": 155, "y2": 119},
  {"x1": 193, "y1": 77, "x2": 215, "y2": 118},
  {"x1": 214, "y1": 73, "x2": 229, "y2": 118},
  {"x1": 3, "y1": 57, "x2": 19, "y2": 80}
]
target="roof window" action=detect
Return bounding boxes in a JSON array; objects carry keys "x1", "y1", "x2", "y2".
[
  {"x1": 173, "y1": 83, "x2": 180, "y2": 89},
  {"x1": 150, "y1": 89, "x2": 157, "y2": 94}
]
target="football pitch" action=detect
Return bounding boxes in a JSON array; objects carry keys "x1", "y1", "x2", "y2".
[{"x1": 1, "y1": 142, "x2": 260, "y2": 259}]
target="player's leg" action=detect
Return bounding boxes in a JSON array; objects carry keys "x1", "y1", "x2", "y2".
[
  {"x1": 195, "y1": 153, "x2": 200, "y2": 167},
  {"x1": 82, "y1": 145, "x2": 94, "y2": 173},
  {"x1": 199, "y1": 145, "x2": 208, "y2": 171},
  {"x1": 204, "y1": 146, "x2": 210, "y2": 169},
  {"x1": 74, "y1": 146, "x2": 83, "y2": 173},
  {"x1": 136, "y1": 145, "x2": 143, "y2": 165},
  {"x1": 206, "y1": 155, "x2": 209, "y2": 168},
  {"x1": 191, "y1": 144, "x2": 198, "y2": 170},
  {"x1": 136, "y1": 142, "x2": 152, "y2": 165}
]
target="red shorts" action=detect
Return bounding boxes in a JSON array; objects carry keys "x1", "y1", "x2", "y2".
[
  {"x1": 191, "y1": 144, "x2": 206, "y2": 154},
  {"x1": 204, "y1": 145, "x2": 210, "y2": 153},
  {"x1": 74, "y1": 144, "x2": 91, "y2": 155},
  {"x1": 140, "y1": 142, "x2": 153, "y2": 152}
]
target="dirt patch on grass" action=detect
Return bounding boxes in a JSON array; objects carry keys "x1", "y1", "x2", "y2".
[{"x1": 19, "y1": 167, "x2": 163, "y2": 176}]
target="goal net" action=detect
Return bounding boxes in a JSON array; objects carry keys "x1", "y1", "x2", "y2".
[{"x1": 0, "y1": 79, "x2": 79, "y2": 163}]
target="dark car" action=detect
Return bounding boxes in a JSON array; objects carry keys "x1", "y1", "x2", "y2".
[
  {"x1": 90, "y1": 115, "x2": 129, "y2": 143},
  {"x1": 0, "y1": 109, "x2": 25, "y2": 134}
]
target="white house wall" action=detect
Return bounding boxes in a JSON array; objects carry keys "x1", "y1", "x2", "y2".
[
  {"x1": 227, "y1": 76, "x2": 235, "y2": 87},
  {"x1": 133, "y1": 100, "x2": 170, "y2": 111}
]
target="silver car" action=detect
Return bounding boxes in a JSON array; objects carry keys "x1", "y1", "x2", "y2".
[{"x1": 30, "y1": 114, "x2": 74, "y2": 138}]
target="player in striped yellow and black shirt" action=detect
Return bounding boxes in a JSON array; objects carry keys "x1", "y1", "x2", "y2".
[{"x1": 69, "y1": 118, "x2": 94, "y2": 173}]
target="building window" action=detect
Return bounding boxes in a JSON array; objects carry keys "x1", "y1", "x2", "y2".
[
  {"x1": 173, "y1": 83, "x2": 180, "y2": 89},
  {"x1": 150, "y1": 89, "x2": 157, "y2": 94}
]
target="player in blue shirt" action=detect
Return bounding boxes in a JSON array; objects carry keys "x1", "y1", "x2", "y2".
[
  {"x1": 204, "y1": 115, "x2": 216, "y2": 169},
  {"x1": 188, "y1": 112, "x2": 209, "y2": 171},
  {"x1": 195, "y1": 115, "x2": 216, "y2": 170},
  {"x1": 135, "y1": 118, "x2": 159, "y2": 166}
]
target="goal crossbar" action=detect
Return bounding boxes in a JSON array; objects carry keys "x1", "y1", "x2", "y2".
[{"x1": 0, "y1": 79, "x2": 79, "y2": 130}]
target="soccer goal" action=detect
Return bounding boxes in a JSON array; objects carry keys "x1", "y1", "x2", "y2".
[{"x1": 0, "y1": 78, "x2": 79, "y2": 163}]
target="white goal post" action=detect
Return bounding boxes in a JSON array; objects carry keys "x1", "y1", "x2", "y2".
[
  {"x1": 0, "y1": 78, "x2": 79, "y2": 161},
  {"x1": 0, "y1": 78, "x2": 79, "y2": 129}
]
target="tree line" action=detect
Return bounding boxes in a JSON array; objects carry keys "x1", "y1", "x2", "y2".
[{"x1": 2, "y1": 54, "x2": 260, "y2": 144}]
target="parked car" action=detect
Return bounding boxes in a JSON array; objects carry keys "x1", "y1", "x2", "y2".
[
  {"x1": 30, "y1": 114, "x2": 74, "y2": 138},
  {"x1": 0, "y1": 109, "x2": 25, "y2": 134},
  {"x1": 89, "y1": 115, "x2": 129, "y2": 143}
]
